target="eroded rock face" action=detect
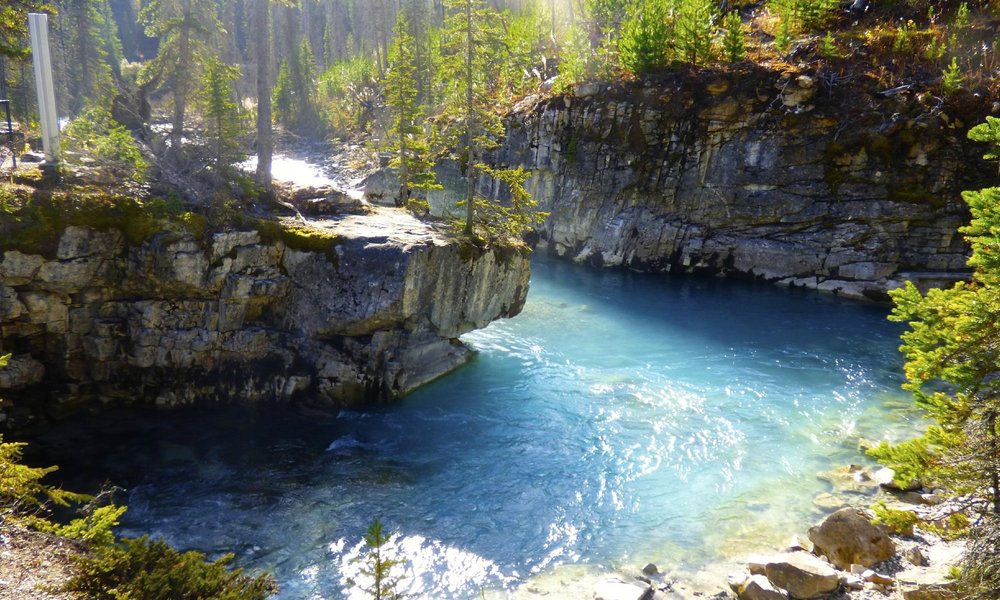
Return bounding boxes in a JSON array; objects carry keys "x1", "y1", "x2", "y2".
[
  {"x1": 807, "y1": 508, "x2": 895, "y2": 570},
  {"x1": 489, "y1": 70, "x2": 991, "y2": 300},
  {"x1": 0, "y1": 212, "x2": 530, "y2": 429}
]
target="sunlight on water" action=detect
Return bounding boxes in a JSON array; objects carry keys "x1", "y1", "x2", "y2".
[{"x1": 29, "y1": 256, "x2": 921, "y2": 599}]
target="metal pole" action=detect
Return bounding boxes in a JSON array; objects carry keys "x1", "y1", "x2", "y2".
[{"x1": 28, "y1": 13, "x2": 59, "y2": 165}]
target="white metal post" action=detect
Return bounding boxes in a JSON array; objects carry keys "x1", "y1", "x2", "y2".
[{"x1": 28, "y1": 13, "x2": 59, "y2": 165}]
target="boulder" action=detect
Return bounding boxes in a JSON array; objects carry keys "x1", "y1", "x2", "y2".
[
  {"x1": 593, "y1": 577, "x2": 652, "y2": 600},
  {"x1": 807, "y1": 508, "x2": 895, "y2": 570},
  {"x1": 900, "y1": 582, "x2": 959, "y2": 600},
  {"x1": 764, "y1": 553, "x2": 839, "y2": 599},
  {"x1": 736, "y1": 575, "x2": 788, "y2": 600}
]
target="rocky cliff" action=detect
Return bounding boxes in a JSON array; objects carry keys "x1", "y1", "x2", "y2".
[
  {"x1": 489, "y1": 69, "x2": 993, "y2": 299},
  {"x1": 0, "y1": 209, "x2": 530, "y2": 430}
]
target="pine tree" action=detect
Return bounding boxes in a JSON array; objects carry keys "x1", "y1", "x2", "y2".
[
  {"x1": 385, "y1": 11, "x2": 439, "y2": 209},
  {"x1": 59, "y1": 0, "x2": 119, "y2": 113},
  {"x1": 720, "y1": 11, "x2": 745, "y2": 63},
  {"x1": 273, "y1": 38, "x2": 319, "y2": 135},
  {"x1": 617, "y1": 0, "x2": 673, "y2": 75},
  {"x1": 882, "y1": 121, "x2": 1000, "y2": 598},
  {"x1": 438, "y1": 0, "x2": 545, "y2": 240},
  {"x1": 358, "y1": 518, "x2": 404, "y2": 600},
  {"x1": 139, "y1": 0, "x2": 221, "y2": 152},
  {"x1": 198, "y1": 56, "x2": 244, "y2": 172},
  {"x1": 675, "y1": 0, "x2": 716, "y2": 65}
]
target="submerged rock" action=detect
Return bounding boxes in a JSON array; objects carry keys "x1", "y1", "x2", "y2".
[{"x1": 807, "y1": 508, "x2": 895, "y2": 570}]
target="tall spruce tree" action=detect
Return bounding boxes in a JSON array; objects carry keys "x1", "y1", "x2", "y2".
[
  {"x1": 59, "y1": 0, "x2": 119, "y2": 112},
  {"x1": 139, "y1": 0, "x2": 221, "y2": 151},
  {"x1": 198, "y1": 56, "x2": 244, "y2": 171},
  {"x1": 385, "y1": 11, "x2": 438, "y2": 208}
]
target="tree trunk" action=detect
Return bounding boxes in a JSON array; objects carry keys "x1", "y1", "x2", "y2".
[
  {"x1": 463, "y1": 0, "x2": 474, "y2": 235},
  {"x1": 254, "y1": 0, "x2": 273, "y2": 191},
  {"x1": 171, "y1": 0, "x2": 192, "y2": 152}
]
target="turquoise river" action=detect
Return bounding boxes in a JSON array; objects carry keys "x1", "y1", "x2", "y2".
[{"x1": 30, "y1": 256, "x2": 921, "y2": 599}]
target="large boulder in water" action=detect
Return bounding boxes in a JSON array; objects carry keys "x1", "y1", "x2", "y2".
[{"x1": 808, "y1": 508, "x2": 895, "y2": 570}]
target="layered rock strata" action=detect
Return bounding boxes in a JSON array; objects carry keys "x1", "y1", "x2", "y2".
[
  {"x1": 490, "y1": 70, "x2": 992, "y2": 299},
  {"x1": 0, "y1": 209, "x2": 530, "y2": 429}
]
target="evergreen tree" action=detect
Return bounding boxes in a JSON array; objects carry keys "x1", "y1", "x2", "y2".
[
  {"x1": 882, "y1": 121, "x2": 1000, "y2": 598},
  {"x1": 198, "y1": 56, "x2": 244, "y2": 172},
  {"x1": 357, "y1": 518, "x2": 404, "y2": 600},
  {"x1": 58, "y1": 0, "x2": 119, "y2": 113},
  {"x1": 438, "y1": 0, "x2": 544, "y2": 240},
  {"x1": 439, "y1": 0, "x2": 503, "y2": 235},
  {"x1": 675, "y1": 0, "x2": 716, "y2": 65},
  {"x1": 273, "y1": 37, "x2": 319, "y2": 135},
  {"x1": 139, "y1": 0, "x2": 221, "y2": 151},
  {"x1": 720, "y1": 10, "x2": 745, "y2": 63},
  {"x1": 385, "y1": 11, "x2": 438, "y2": 209},
  {"x1": 617, "y1": 0, "x2": 672, "y2": 75}
]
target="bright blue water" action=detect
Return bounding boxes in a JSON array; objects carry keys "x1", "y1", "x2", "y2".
[{"x1": 30, "y1": 257, "x2": 919, "y2": 599}]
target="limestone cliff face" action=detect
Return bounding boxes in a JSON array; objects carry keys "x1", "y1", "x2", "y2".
[
  {"x1": 0, "y1": 210, "x2": 530, "y2": 429},
  {"x1": 492, "y1": 70, "x2": 991, "y2": 299}
]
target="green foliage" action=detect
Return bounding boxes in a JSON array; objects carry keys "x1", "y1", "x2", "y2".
[
  {"x1": 586, "y1": 0, "x2": 628, "y2": 36},
  {"x1": 893, "y1": 21, "x2": 913, "y2": 54},
  {"x1": 470, "y1": 165, "x2": 548, "y2": 242},
  {"x1": 62, "y1": 107, "x2": 148, "y2": 186},
  {"x1": 774, "y1": 18, "x2": 791, "y2": 54},
  {"x1": 675, "y1": 0, "x2": 717, "y2": 65},
  {"x1": 720, "y1": 11, "x2": 746, "y2": 63},
  {"x1": 866, "y1": 438, "x2": 934, "y2": 490},
  {"x1": 354, "y1": 518, "x2": 404, "y2": 600},
  {"x1": 273, "y1": 39, "x2": 320, "y2": 135},
  {"x1": 924, "y1": 36, "x2": 947, "y2": 62},
  {"x1": 37, "y1": 504, "x2": 128, "y2": 547},
  {"x1": 618, "y1": 0, "x2": 673, "y2": 75},
  {"x1": 0, "y1": 0, "x2": 53, "y2": 59},
  {"x1": 198, "y1": 56, "x2": 246, "y2": 172},
  {"x1": 942, "y1": 57, "x2": 964, "y2": 94},
  {"x1": 0, "y1": 434, "x2": 91, "y2": 516},
  {"x1": 62, "y1": 536, "x2": 277, "y2": 600},
  {"x1": 317, "y1": 52, "x2": 379, "y2": 136},
  {"x1": 138, "y1": 0, "x2": 222, "y2": 149},
  {"x1": 60, "y1": 0, "x2": 119, "y2": 112},
  {"x1": 872, "y1": 502, "x2": 919, "y2": 536},
  {"x1": 818, "y1": 31, "x2": 839, "y2": 58},
  {"x1": 770, "y1": 0, "x2": 838, "y2": 33},
  {"x1": 953, "y1": 2, "x2": 971, "y2": 30},
  {"x1": 968, "y1": 116, "x2": 1000, "y2": 171},
  {"x1": 386, "y1": 11, "x2": 440, "y2": 206}
]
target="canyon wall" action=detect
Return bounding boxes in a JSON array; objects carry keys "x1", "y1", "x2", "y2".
[
  {"x1": 0, "y1": 211, "x2": 530, "y2": 430},
  {"x1": 488, "y1": 69, "x2": 993, "y2": 299}
]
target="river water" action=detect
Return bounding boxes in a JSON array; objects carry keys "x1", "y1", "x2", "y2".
[{"x1": 29, "y1": 256, "x2": 919, "y2": 599}]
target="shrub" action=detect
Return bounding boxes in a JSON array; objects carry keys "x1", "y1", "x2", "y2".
[
  {"x1": 0, "y1": 434, "x2": 90, "y2": 516},
  {"x1": 721, "y1": 11, "x2": 747, "y2": 62},
  {"x1": 872, "y1": 502, "x2": 919, "y2": 536},
  {"x1": 769, "y1": 0, "x2": 838, "y2": 33},
  {"x1": 62, "y1": 536, "x2": 277, "y2": 600},
  {"x1": 61, "y1": 107, "x2": 148, "y2": 186}
]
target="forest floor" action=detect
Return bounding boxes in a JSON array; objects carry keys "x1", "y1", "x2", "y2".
[{"x1": 0, "y1": 522, "x2": 81, "y2": 600}]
